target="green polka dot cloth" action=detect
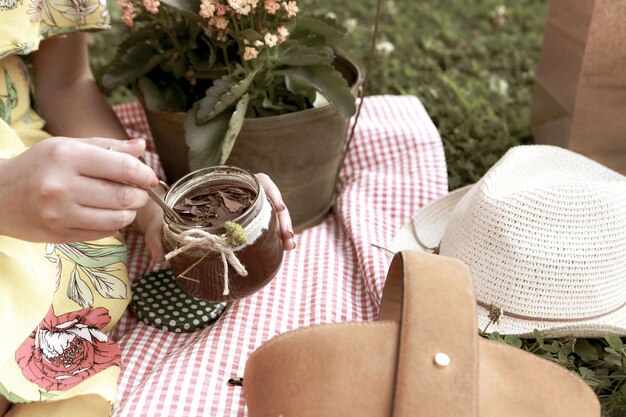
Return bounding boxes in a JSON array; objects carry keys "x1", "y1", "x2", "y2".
[{"x1": 131, "y1": 269, "x2": 228, "y2": 333}]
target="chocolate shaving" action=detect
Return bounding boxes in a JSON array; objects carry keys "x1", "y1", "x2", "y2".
[
  {"x1": 173, "y1": 185, "x2": 256, "y2": 227},
  {"x1": 218, "y1": 190, "x2": 246, "y2": 213}
]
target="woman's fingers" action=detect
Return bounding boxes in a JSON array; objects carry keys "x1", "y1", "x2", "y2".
[
  {"x1": 144, "y1": 216, "x2": 166, "y2": 263},
  {"x1": 59, "y1": 206, "x2": 138, "y2": 232},
  {"x1": 69, "y1": 140, "x2": 158, "y2": 189},
  {"x1": 255, "y1": 173, "x2": 296, "y2": 251},
  {"x1": 73, "y1": 177, "x2": 150, "y2": 210},
  {"x1": 277, "y1": 207, "x2": 295, "y2": 250},
  {"x1": 80, "y1": 137, "x2": 147, "y2": 157}
]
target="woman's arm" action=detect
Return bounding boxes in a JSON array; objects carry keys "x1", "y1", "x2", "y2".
[
  {"x1": 29, "y1": 33, "x2": 168, "y2": 257},
  {"x1": 30, "y1": 32, "x2": 128, "y2": 139}
]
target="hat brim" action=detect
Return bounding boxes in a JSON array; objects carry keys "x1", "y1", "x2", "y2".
[
  {"x1": 390, "y1": 185, "x2": 471, "y2": 254},
  {"x1": 390, "y1": 186, "x2": 626, "y2": 339}
]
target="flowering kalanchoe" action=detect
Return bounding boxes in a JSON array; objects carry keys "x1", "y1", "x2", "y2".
[
  {"x1": 243, "y1": 46, "x2": 259, "y2": 61},
  {"x1": 263, "y1": 0, "x2": 279, "y2": 14},
  {"x1": 282, "y1": 0, "x2": 298, "y2": 18},
  {"x1": 199, "y1": 0, "x2": 216, "y2": 19},
  {"x1": 117, "y1": 0, "x2": 134, "y2": 27},
  {"x1": 105, "y1": 0, "x2": 355, "y2": 171},
  {"x1": 143, "y1": 0, "x2": 159, "y2": 14},
  {"x1": 227, "y1": 0, "x2": 259, "y2": 15},
  {"x1": 276, "y1": 25, "x2": 289, "y2": 43},
  {"x1": 264, "y1": 32, "x2": 278, "y2": 48}
]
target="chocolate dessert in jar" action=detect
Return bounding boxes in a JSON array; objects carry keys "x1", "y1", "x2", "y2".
[{"x1": 162, "y1": 166, "x2": 283, "y2": 302}]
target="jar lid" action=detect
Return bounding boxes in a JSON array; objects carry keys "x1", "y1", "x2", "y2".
[{"x1": 131, "y1": 269, "x2": 228, "y2": 333}]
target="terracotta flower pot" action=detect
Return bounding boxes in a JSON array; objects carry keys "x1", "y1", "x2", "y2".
[{"x1": 141, "y1": 55, "x2": 363, "y2": 233}]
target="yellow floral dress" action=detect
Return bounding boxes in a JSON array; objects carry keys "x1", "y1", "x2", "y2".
[{"x1": 0, "y1": 1, "x2": 130, "y2": 416}]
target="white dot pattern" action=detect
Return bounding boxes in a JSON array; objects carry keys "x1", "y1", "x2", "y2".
[{"x1": 131, "y1": 269, "x2": 227, "y2": 333}]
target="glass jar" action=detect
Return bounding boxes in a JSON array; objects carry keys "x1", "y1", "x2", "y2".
[{"x1": 162, "y1": 166, "x2": 284, "y2": 302}]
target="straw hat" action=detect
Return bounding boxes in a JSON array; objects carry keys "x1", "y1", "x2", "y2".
[{"x1": 390, "y1": 145, "x2": 626, "y2": 338}]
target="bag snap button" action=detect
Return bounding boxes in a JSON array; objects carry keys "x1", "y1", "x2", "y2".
[{"x1": 434, "y1": 353, "x2": 451, "y2": 367}]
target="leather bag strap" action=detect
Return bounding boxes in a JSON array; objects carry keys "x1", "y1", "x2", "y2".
[{"x1": 379, "y1": 251, "x2": 479, "y2": 417}]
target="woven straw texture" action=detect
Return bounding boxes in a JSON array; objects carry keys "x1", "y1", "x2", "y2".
[
  {"x1": 109, "y1": 96, "x2": 447, "y2": 417},
  {"x1": 392, "y1": 145, "x2": 626, "y2": 338}
]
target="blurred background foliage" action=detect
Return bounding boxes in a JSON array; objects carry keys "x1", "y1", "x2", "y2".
[{"x1": 89, "y1": 2, "x2": 626, "y2": 414}]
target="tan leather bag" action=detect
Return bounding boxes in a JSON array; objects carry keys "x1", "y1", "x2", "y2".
[
  {"x1": 530, "y1": 0, "x2": 626, "y2": 175},
  {"x1": 243, "y1": 251, "x2": 600, "y2": 416}
]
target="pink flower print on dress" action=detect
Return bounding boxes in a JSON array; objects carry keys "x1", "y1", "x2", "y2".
[{"x1": 15, "y1": 306, "x2": 121, "y2": 392}]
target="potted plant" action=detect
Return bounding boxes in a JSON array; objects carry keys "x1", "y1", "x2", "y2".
[{"x1": 103, "y1": 0, "x2": 362, "y2": 231}]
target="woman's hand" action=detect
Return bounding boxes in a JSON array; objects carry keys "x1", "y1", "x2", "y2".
[
  {"x1": 256, "y1": 173, "x2": 296, "y2": 251},
  {"x1": 133, "y1": 187, "x2": 166, "y2": 264},
  {"x1": 135, "y1": 172, "x2": 296, "y2": 264},
  {"x1": 0, "y1": 137, "x2": 158, "y2": 243}
]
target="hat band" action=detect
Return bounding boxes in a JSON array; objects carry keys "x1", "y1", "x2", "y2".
[{"x1": 477, "y1": 299, "x2": 626, "y2": 323}]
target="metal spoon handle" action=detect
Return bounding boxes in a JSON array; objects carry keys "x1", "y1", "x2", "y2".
[
  {"x1": 147, "y1": 187, "x2": 186, "y2": 224},
  {"x1": 136, "y1": 152, "x2": 186, "y2": 224}
]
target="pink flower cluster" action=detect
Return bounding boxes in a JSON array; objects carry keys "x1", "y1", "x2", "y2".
[
  {"x1": 143, "y1": 0, "x2": 160, "y2": 14},
  {"x1": 117, "y1": 0, "x2": 134, "y2": 27},
  {"x1": 197, "y1": 0, "x2": 296, "y2": 61},
  {"x1": 242, "y1": 24, "x2": 288, "y2": 61},
  {"x1": 118, "y1": 0, "x2": 161, "y2": 25}
]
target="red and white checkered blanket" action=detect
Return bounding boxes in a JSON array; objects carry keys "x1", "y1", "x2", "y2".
[{"x1": 109, "y1": 95, "x2": 447, "y2": 416}]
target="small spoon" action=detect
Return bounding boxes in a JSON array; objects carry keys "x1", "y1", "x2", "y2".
[
  {"x1": 146, "y1": 186, "x2": 186, "y2": 224},
  {"x1": 134, "y1": 151, "x2": 186, "y2": 224}
]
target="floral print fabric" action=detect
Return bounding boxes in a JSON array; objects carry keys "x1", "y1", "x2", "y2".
[
  {"x1": 15, "y1": 306, "x2": 122, "y2": 392},
  {"x1": 0, "y1": 0, "x2": 110, "y2": 59},
  {"x1": 0, "y1": 0, "x2": 125, "y2": 414}
]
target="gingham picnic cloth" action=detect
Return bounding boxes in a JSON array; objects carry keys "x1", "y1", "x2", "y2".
[{"x1": 108, "y1": 95, "x2": 448, "y2": 417}]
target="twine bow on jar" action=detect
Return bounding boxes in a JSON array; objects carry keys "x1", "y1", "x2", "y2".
[{"x1": 164, "y1": 222, "x2": 248, "y2": 296}]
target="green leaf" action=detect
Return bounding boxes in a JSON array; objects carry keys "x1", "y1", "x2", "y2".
[
  {"x1": 6, "y1": 72, "x2": 17, "y2": 105},
  {"x1": 487, "y1": 331, "x2": 503, "y2": 342},
  {"x1": 557, "y1": 351, "x2": 570, "y2": 365},
  {"x1": 504, "y1": 334, "x2": 522, "y2": 349},
  {"x1": 67, "y1": 266, "x2": 94, "y2": 308},
  {"x1": 606, "y1": 335, "x2": 624, "y2": 350},
  {"x1": 274, "y1": 45, "x2": 334, "y2": 66},
  {"x1": 578, "y1": 367, "x2": 596, "y2": 380},
  {"x1": 57, "y1": 242, "x2": 128, "y2": 268},
  {"x1": 575, "y1": 339, "x2": 599, "y2": 362},
  {"x1": 0, "y1": 99, "x2": 6, "y2": 124},
  {"x1": 0, "y1": 382, "x2": 27, "y2": 403},
  {"x1": 196, "y1": 71, "x2": 256, "y2": 123},
  {"x1": 603, "y1": 351, "x2": 623, "y2": 367},
  {"x1": 188, "y1": 47, "x2": 218, "y2": 70},
  {"x1": 185, "y1": 104, "x2": 232, "y2": 170},
  {"x1": 284, "y1": 72, "x2": 314, "y2": 97},
  {"x1": 138, "y1": 77, "x2": 167, "y2": 112},
  {"x1": 102, "y1": 42, "x2": 163, "y2": 89},
  {"x1": 532, "y1": 329, "x2": 544, "y2": 345},
  {"x1": 240, "y1": 28, "x2": 263, "y2": 42},
  {"x1": 117, "y1": 23, "x2": 161, "y2": 53},
  {"x1": 221, "y1": 93, "x2": 249, "y2": 164},
  {"x1": 292, "y1": 15, "x2": 347, "y2": 47},
  {"x1": 542, "y1": 341, "x2": 560, "y2": 354},
  {"x1": 277, "y1": 64, "x2": 356, "y2": 117},
  {"x1": 83, "y1": 267, "x2": 128, "y2": 300}
]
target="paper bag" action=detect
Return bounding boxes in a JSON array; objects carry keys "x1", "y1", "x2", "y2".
[{"x1": 530, "y1": 0, "x2": 626, "y2": 174}]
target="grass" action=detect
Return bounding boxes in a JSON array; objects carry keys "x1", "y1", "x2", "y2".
[
  {"x1": 297, "y1": 0, "x2": 548, "y2": 190},
  {"x1": 88, "y1": 1, "x2": 626, "y2": 415}
]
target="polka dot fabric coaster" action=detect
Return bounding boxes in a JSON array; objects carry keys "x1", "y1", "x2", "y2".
[{"x1": 131, "y1": 269, "x2": 228, "y2": 333}]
